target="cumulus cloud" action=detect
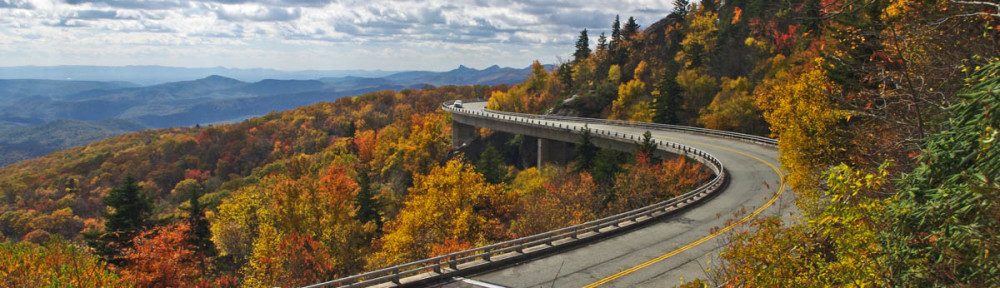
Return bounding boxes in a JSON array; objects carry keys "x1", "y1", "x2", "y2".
[{"x1": 1, "y1": 0, "x2": 674, "y2": 70}]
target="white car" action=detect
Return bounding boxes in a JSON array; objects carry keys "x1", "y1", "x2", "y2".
[{"x1": 453, "y1": 100, "x2": 463, "y2": 108}]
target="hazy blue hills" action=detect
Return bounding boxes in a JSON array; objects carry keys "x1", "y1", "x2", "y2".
[
  {"x1": 0, "y1": 119, "x2": 146, "y2": 166},
  {"x1": 0, "y1": 79, "x2": 138, "y2": 106},
  {"x1": 0, "y1": 64, "x2": 536, "y2": 166},
  {"x1": 0, "y1": 65, "x2": 398, "y2": 86}
]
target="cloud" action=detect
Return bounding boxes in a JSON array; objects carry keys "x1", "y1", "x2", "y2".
[
  {"x1": 1, "y1": 0, "x2": 34, "y2": 9},
  {"x1": 213, "y1": 4, "x2": 301, "y2": 22},
  {"x1": 2, "y1": 0, "x2": 675, "y2": 70},
  {"x1": 63, "y1": 0, "x2": 186, "y2": 10}
]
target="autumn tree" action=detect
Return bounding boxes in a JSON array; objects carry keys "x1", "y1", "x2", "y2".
[
  {"x1": 755, "y1": 60, "x2": 847, "y2": 213},
  {"x1": 367, "y1": 159, "x2": 509, "y2": 268},
  {"x1": 0, "y1": 238, "x2": 123, "y2": 287},
  {"x1": 611, "y1": 156, "x2": 709, "y2": 212},
  {"x1": 698, "y1": 77, "x2": 766, "y2": 135},
  {"x1": 509, "y1": 168, "x2": 600, "y2": 236},
  {"x1": 120, "y1": 223, "x2": 202, "y2": 287}
]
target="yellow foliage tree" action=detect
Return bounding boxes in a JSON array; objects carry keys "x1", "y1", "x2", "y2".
[
  {"x1": 367, "y1": 159, "x2": 510, "y2": 269},
  {"x1": 487, "y1": 60, "x2": 557, "y2": 114},
  {"x1": 611, "y1": 79, "x2": 652, "y2": 121},
  {"x1": 754, "y1": 60, "x2": 847, "y2": 213},
  {"x1": 698, "y1": 77, "x2": 766, "y2": 134}
]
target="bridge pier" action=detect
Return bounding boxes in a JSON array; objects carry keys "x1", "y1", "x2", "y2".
[
  {"x1": 452, "y1": 122, "x2": 477, "y2": 147},
  {"x1": 537, "y1": 138, "x2": 572, "y2": 167}
]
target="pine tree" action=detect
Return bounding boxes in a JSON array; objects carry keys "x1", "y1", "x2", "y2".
[
  {"x1": 701, "y1": 0, "x2": 717, "y2": 12},
  {"x1": 574, "y1": 126, "x2": 599, "y2": 172},
  {"x1": 637, "y1": 131, "x2": 657, "y2": 158},
  {"x1": 558, "y1": 62, "x2": 574, "y2": 93},
  {"x1": 610, "y1": 15, "x2": 622, "y2": 52},
  {"x1": 574, "y1": 29, "x2": 592, "y2": 63},
  {"x1": 596, "y1": 33, "x2": 608, "y2": 53},
  {"x1": 183, "y1": 186, "x2": 216, "y2": 261},
  {"x1": 672, "y1": 0, "x2": 690, "y2": 17},
  {"x1": 86, "y1": 176, "x2": 151, "y2": 266},
  {"x1": 623, "y1": 17, "x2": 640, "y2": 40},
  {"x1": 475, "y1": 145, "x2": 507, "y2": 184},
  {"x1": 354, "y1": 172, "x2": 381, "y2": 228},
  {"x1": 654, "y1": 62, "x2": 683, "y2": 124}
]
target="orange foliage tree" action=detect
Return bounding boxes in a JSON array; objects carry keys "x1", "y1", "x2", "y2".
[{"x1": 119, "y1": 223, "x2": 202, "y2": 288}]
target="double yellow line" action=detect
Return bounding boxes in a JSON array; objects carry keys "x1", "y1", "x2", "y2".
[{"x1": 581, "y1": 138, "x2": 786, "y2": 288}]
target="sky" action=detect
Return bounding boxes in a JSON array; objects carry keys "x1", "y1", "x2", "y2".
[{"x1": 0, "y1": 0, "x2": 674, "y2": 71}]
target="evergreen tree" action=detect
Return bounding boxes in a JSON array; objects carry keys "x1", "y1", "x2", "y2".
[
  {"x1": 183, "y1": 186, "x2": 216, "y2": 267},
  {"x1": 86, "y1": 176, "x2": 151, "y2": 266},
  {"x1": 574, "y1": 29, "x2": 592, "y2": 63},
  {"x1": 802, "y1": 0, "x2": 823, "y2": 32},
  {"x1": 623, "y1": 17, "x2": 640, "y2": 40},
  {"x1": 354, "y1": 172, "x2": 381, "y2": 228},
  {"x1": 558, "y1": 62, "x2": 574, "y2": 94},
  {"x1": 475, "y1": 145, "x2": 507, "y2": 184},
  {"x1": 701, "y1": 0, "x2": 717, "y2": 12},
  {"x1": 654, "y1": 64, "x2": 683, "y2": 124},
  {"x1": 596, "y1": 32, "x2": 608, "y2": 53},
  {"x1": 610, "y1": 15, "x2": 622, "y2": 52},
  {"x1": 574, "y1": 126, "x2": 599, "y2": 172},
  {"x1": 637, "y1": 131, "x2": 657, "y2": 158},
  {"x1": 672, "y1": 0, "x2": 690, "y2": 18}
]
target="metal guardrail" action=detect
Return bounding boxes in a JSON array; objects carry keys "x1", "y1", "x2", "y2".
[{"x1": 304, "y1": 100, "x2": 775, "y2": 288}]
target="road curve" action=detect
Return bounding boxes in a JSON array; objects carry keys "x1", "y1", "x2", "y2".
[{"x1": 439, "y1": 102, "x2": 795, "y2": 288}]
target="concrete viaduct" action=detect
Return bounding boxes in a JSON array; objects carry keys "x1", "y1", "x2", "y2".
[{"x1": 308, "y1": 100, "x2": 794, "y2": 288}]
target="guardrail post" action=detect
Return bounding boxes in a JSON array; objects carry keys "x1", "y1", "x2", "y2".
[
  {"x1": 483, "y1": 252, "x2": 491, "y2": 262},
  {"x1": 516, "y1": 240, "x2": 523, "y2": 253},
  {"x1": 450, "y1": 255, "x2": 458, "y2": 270},
  {"x1": 391, "y1": 268, "x2": 400, "y2": 284}
]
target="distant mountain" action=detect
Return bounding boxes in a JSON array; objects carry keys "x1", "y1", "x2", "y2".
[
  {"x1": 0, "y1": 65, "x2": 399, "y2": 86},
  {"x1": 0, "y1": 79, "x2": 137, "y2": 106},
  {"x1": 344, "y1": 64, "x2": 554, "y2": 88}
]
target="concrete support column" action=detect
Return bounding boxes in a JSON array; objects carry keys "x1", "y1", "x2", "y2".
[
  {"x1": 538, "y1": 138, "x2": 571, "y2": 167},
  {"x1": 452, "y1": 122, "x2": 477, "y2": 147}
]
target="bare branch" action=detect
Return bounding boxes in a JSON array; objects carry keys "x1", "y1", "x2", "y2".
[{"x1": 949, "y1": 0, "x2": 1000, "y2": 10}]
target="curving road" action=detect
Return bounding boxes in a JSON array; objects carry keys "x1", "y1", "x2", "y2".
[{"x1": 436, "y1": 102, "x2": 796, "y2": 288}]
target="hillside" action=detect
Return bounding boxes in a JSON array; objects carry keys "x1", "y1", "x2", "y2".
[{"x1": 0, "y1": 119, "x2": 146, "y2": 166}]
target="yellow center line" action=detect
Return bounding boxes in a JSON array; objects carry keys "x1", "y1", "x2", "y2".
[{"x1": 580, "y1": 135, "x2": 786, "y2": 288}]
